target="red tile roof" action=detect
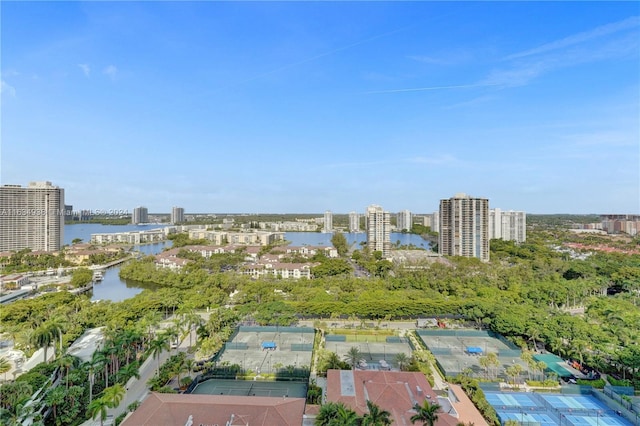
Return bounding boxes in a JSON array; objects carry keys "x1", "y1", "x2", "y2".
[
  {"x1": 122, "y1": 393, "x2": 305, "y2": 426},
  {"x1": 326, "y1": 369, "x2": 458, "y2": 426}
]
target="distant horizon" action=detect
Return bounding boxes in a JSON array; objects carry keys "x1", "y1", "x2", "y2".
[
  {"x1": 65, "y1": 211, "x2": 628, "y2": 217},
  {"x1": 2, "y1": 2, "x2": 638, "y2": 213}
]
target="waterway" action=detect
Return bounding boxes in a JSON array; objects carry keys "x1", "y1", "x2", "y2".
[{"x1": 64, "y1": 225, "x2": 431, "y2": 302}]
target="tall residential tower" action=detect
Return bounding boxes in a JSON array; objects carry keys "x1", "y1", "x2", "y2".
[
  {"x1": 489, "y1": 209, "x2": 526, "y2": 242},
  {"x1": 348, "y1": 211, "x2": 360, "y2": 232},
  {"x1": 396, "y1": 210, "x2": 413, "y2": 232},
  {"x1": 0, "y1": 181, "x2": 65, "y2": 251},
  {"x1": 366, "y1": 204, "x2": 391, "y2": 257},
  {"x1": 171, "y1": 206, "x2": 185, "y2": 224},
  {"x1": 132, "y1": 206, "x2": 148, "y2": 224},
  {"x1": 323, "y1": 210, "x2": 333, "y2": 233},
  {"x1": 439, "y1": 193, "x2": 489, "y2": 262}
]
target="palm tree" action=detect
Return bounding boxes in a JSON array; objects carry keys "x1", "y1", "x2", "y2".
[
  {"x1": 478, "y1": 356, "x2": 490, "y2": 379},
  {"x1": 315, "y1": 402, "x2": 342, "y2": 425},
  {"x1": 362, "y1": 400, "x2": 392, "y2": 426},
  {"x1": 0, "y1": 356, "x2": 11, "y2": 382},
  {"x1": 45, "y1": 317, "x2": 66, "y2": 358},
  {"x1": 323, "y1": 352, "x2": 345, "y2": 371},
  {"x1": 87, "y1": 397, "x2": 110, "y2": 426},
  {"x1": 486, "y1": 352, "x2": 500, "y2": 379},
  {"x1": 185, "y1": 359, "x2": 196, "y2": 377},
  {"x1": 31, "y1": 324, "x2": 54, "y2": 363},
  {"x1": 506, "y1": 364, "x2": 523, "y2": 386},
  {"x1": 117, "y1": 361, "x2": 140, "y2": 383},
  {"x1": 344, "y1": 346, "x2": 364, "y2": 370},
  {"x1": 148, "y1": 333, "x2": 170, "y2": 376},
  {"x1": 102, "y1": 383, "x2": 126, "y2": 409},
  {"x1": 395, "y1": 353, "x2": 409, "y2": 371},
  {"x1": 335, "y1": 404, "x2": 360, "y2": 425},
  {"x1": 410, "y1": 400, "x2": 441, "y2": 426},
  {"x1": 91, "y1": 350, "x2": 109, "y2": 389},
  {"x1": 56, "y1": 355, "x2": 79, "y2": 389}
]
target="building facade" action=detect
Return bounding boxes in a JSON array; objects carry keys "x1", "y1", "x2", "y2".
[
  {"x1": 439, "y1": 193, "x2": 489, "y2": 262},
  {"x1": 323, "y1": 210, "x2": 333, "y2": 233},
  {"x1": 132, "y1": 206, "x2": 148, "y2": 224},
  {"x1": 489, "y1": 208, "x2": 526, "y2": 242},
  {"x1": 366, "y1": 204, "x2": 391, "y2": 257},
  {"x1": 348, "y1": 211, "x2": 360, "y2": 232},
  {"x1": 396, "y1": 209, "x2": 413, "y2": 232},
  {"x1": 0, "y1": 181, "x2": 65, "y2": 252},
  {"x1": 171, "y1": 206, "x2": 185, "y2": 224}
]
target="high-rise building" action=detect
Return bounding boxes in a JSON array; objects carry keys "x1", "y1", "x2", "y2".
[
  {"x1": 171, "y1": 206, "x2": 185, "y2": 224},
  {"x1": 64, "y1": 204, "x2": 74, "y2": 222},
  {"x1": 0, "y1": 181, "x2": 64, "y2": 252},
  {"x1": 348, "y1": 211, "x2": 360, "y2": 232},
  {"x1": 366, "y1": 204, "x2": 391, "y2": 257},
  {"x1": 489, "y1": 209, "x2": 526, "y2": 242},
  {"x1": 323, "y1": 210, "x2": 333, "y2": 233},
  {"x1": 132, "y1": 206, "x2": 148, "y2": 224},
  {"x1": 397, "y1": 210, "x2": 413, "y2": 232},
  {"x1": 431, "y1": 212, "x2": 439, "y2": 233},
  {"x1": 439, "y1": 193, "x2": 489, "y2": 262}
]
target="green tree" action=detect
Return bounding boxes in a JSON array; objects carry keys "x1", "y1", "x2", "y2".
[
  {"x1": 102, "y1": 383, "x2": 126, "y2": 409},
  {"x1": 362, "y1": 400, "x2": 392, "y2": 426},
  {"x1": 410, "y1": 400, "x2": 441, "y2": 426},
  {"x1": 44, "y1": 386, "x2": 66, "y2": 424},
  {"x1": 331, "y1": 233, "x2": 349, "y2": 257},
  {"x1": 0, "y1": 357, "x2": 11, "y2": 382},
  {"x1": 344, "y1": 346, "x2": 364, "y2": 370},
  {"x1": 70, "y1": 267, "x2": 94, "y2": 288},
  {"x1": 315, "y1": 402, "x2": 342, "y2": 425},
  {"x1": 148, "y1": 334, "x2": 170, "y2": 376},
  {"x1": 87, "y1": 397, "x2": 110, "y2": 426},
  {"x1": 395, "y1": 353, "x2": 409, "y2": 371}
]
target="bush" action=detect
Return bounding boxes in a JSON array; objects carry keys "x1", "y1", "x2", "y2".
[
  {"x1": 607, "y1": 377, "x2": 631, "y2": 387},
  {"x1": 577, "y1": 378, "x2": 606, "y2": 389}
]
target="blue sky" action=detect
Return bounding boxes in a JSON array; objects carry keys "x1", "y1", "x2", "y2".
[{"x1": 1, "y1": 1, "x2": 638, "y2": 214}]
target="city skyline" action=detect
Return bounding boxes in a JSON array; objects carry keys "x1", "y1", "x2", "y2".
[{"x1": 1, "y1": 2, "x2": 638, "y2": 214}]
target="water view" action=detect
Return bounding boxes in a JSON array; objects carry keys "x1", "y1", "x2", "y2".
[{"x1": 64, "y1": 225, "x2": 431, "y2": 302}]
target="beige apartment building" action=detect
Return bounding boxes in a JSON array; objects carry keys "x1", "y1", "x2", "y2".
[{"x1": 0, "y1": 181, "x2": 64, "y2": 252}]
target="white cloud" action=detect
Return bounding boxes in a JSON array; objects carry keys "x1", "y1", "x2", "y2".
[
  {"x1": 505, "y1": 16, "x2": 640, "y2": 60},
  {"x1": 78, "y1": 63, "x2": 91, "y2": 77},
  {"x1": 103, "y1": 65, "x2": 118, "y2": 79},
  {"x1": 363, "y1": 82, "x2": 499, "y2": 95},
  {"x1": 1, "y1": 80, "x2": 16, "y2": 97}
]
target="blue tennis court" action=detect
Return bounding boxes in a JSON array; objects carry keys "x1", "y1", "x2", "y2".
[
  {"x1": 541, "y1": 395, "x2": 607, "y2": 411},
  {"x1": 485, "y1": 392, "x2": 633, "y2": 426},
  {"x1": 499, "y1": 412, "x2": 556, "y2": 426},
  {"x1": 485, "y1": 392, "x2": 539, "y2": 408}
]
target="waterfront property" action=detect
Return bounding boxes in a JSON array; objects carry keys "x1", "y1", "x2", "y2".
[{"x1": 91, "y1": 228, "x2": 168, "y2": 244}]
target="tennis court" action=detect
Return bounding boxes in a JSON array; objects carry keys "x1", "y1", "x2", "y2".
[
  {"x1": 190, "y1": 378, "x2": 307, "y2": 398},
  {"x1": 326, "y1": 335, "x2": 412, "y2": 370},
  {"x1": 216, "y1": 326, "x2": 314, "y2": 376},
  {"x1": 416, "y1": 329, "x2": 528, "y2": 378},
  {"x1": 485, "y1": 391, "x2": 633, "y2": 426}
]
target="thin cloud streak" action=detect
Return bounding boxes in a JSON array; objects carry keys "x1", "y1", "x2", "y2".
[
  {"x1": 363, "y1": 82, "x2": 500, "y2": 94},
  {"x1": 505, "y1": 15, "x2": 640, "y2": 60}
]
